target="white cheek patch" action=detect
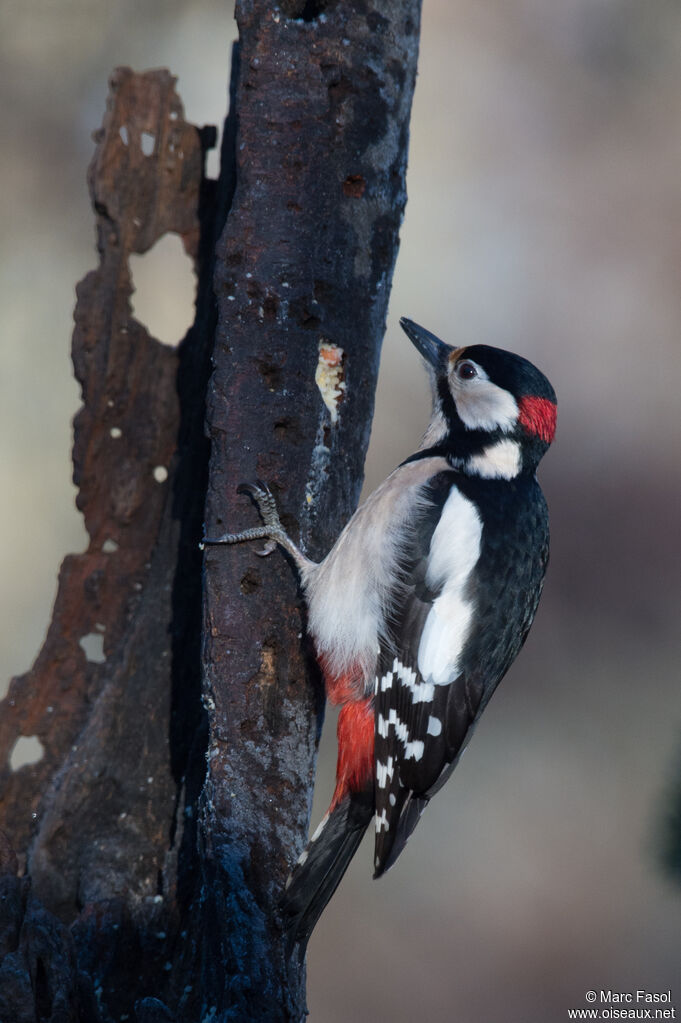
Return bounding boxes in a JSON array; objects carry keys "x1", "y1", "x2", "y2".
[
  {"x1": 467, "y1": 438, "x2": 521, "y2": 479},
  {"x1": 453, "y1": 372, "x2": 518, "y2": 433},
  {"x1": 418, "y1": 488, "x2": 482, "y2": 685}
]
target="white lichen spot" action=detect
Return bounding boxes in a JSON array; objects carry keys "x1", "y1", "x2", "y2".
[
  {"x1": 315, "y1": 340, "x2": 345, "y2": 424},
  {"x1": 9, "y1": 735, "x2": 44, "y2": 771},
  {"x1": 141, "y1": 131, "x2": 155, "y2": 156},
  {"x1": 110, "y1": 426, "x2": 122, "y2": 439},
  {"x1": 102, "y1": 538, "x2": 119, "y2": 553},
  {"x1": 153, "y1": 465, "x2": 168, "y2": 483},
  {"x1": 119, "y1": 125, "x2": 129, "y2": 146}
]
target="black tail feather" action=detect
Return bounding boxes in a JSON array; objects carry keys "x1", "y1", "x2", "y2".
[
  {"x1": 374, "y1": 790, "x2": 428, "y2": 878},
  {"x1": 281, "y1": 791, "x2": 373, "y2": 950}
]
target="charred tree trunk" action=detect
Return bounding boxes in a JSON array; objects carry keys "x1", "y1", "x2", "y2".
[{"x1": 0, "y1": 3, "x2": 421, "y2": 1020}]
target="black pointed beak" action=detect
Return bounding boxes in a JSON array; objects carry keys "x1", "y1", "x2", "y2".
[{"x1": 399, "y1": 317, "x2": 452, "y2": 370}]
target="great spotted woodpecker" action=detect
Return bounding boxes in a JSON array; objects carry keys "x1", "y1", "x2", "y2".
[{"x1": 203, "y1": 318, "x2": 557, "y2": 945}]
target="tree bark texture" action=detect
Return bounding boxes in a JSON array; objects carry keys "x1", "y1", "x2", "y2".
[
  {"x1": 0, "y1": 66, "x2": 223, "y2": 1022},
  {"x1": 0, "y1": 2, "x2": 422, "y2": 1019}
]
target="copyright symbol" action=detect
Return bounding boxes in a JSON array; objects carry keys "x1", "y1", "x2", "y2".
[{"x1": 586, "y1": 991, "x2": 597, "y2": 1003}]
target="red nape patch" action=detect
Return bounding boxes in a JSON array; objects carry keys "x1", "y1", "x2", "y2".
[
  {"x1": 317, "y1": 653, "x2": 364, "y2": 705},
  {"x1": 518, "y1": 396, "x2": 557, "y2": 443},
  {"x1": 331, "y1": 698, "x2": 375, "y2": 808}
]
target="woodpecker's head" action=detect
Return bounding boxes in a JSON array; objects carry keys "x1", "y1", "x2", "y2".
[{"x1": 400, "y1": 317, "x2": 557, "y2": 478}]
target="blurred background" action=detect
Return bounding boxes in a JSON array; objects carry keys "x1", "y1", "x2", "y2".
[{"x1": 1, "y1": 1, "x2": 680, "y2": 1019}]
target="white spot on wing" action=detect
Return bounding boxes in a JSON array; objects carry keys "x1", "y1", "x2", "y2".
[
  {"x1": 389, "y1": 793, "x2": 397, "y2": 806},
  {"x1": 380, "y1": 671, "x2": 394, "y2": 692},
  {"x1": 310, "y1": 814, "x2": 329, "y2": 842},
  {"x1": 427, "y1": 716, "x2": 443, "y2": 736},
  {"x1": 378, "y1": 710, "x2": 424, "y2": 760},
  {"x1": 467, "y1": 438, "x2": 521, "y2": 479},
  {"x1": 376, "y1": 756, "x2": 394, "y2": 787},
  {"x1": 418, "y1": 488, "x2": 482, "y2": 685},
  {"x1": 393, "y1": 658, "x2": 434, "y2": 703},
  {"x1": 375, "y1": 810, "x2": 389, "y2": 832}
]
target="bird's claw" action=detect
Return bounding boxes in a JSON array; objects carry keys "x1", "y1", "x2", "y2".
[{"x1": 255, "y1": 538, "x2": 278, "y2": 557}]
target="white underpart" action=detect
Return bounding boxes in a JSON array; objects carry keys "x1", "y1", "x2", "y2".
[
  {"x1": 452, "y1": 362, "x2": 518, "y2": 433},
  {"x1": 418, "y1": 488, "x2": 482, "y2": 685},
  {"x1": 393, "y1": 658, "x2": 434, "y2": 703},
  {"x1": 467, "y1": 438, "x2": 521, "y2": 479},
  {"x1": 305, "y1": 457, "x2": 450, "y2": 688}
]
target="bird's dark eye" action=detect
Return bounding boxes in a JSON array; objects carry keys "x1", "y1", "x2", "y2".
[{"x1": 456, "y1": 360, "x2": 477, "y2": 381}]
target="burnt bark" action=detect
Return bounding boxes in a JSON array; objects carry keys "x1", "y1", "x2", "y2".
[{"x1": 0, "y1": 3, "x2": 421, "y2": 1020}]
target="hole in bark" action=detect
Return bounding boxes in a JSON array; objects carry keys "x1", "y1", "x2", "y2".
[
  {"x1": 35, "y1": 956, "x2": 52, "y2": 1017},
  {"x1": 9, "y1": 735, "x2": 45, "y2": 771},
  {"x1": 263, "y1": 294, "x2": 278, "y2": 321},
  {"x1": 299, "y1": 0, "x2": 326, "y2": 20},
  {"x1": 328, "y1": 74, "x2": 353, "y2": 105},
  {"x1": 313, "y1": 278, "x2": 333, "y2": 304},
  {"x1": 129, "y1": 234, "x2": 196, "y2": 347},
  {"x1": 257, "y1": 359, "x2": 281, "y2": 391},
  {"x1": 343, "y1": 174, "x2": 366, "y2": 198},
  {"x1": 141, "y1": 131, "x2": 155, "y2": 156},
  {"x1": 274, "y1": 417, "x2": 303, "y2": 444},
  {"x1": 282, "y1": 0, "x2": 327, "y2": 19},
  {"x1": 240, "y1": 570, "x2": 259, "y2": 595},
  {"x1": 79, "y1": 632, "x2": 106, "y2": 664},
  {"x1": 367, "y1": 10, "x2": 389, "y2": 32}
]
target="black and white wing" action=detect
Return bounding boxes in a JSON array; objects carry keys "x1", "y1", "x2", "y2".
[
  {"x1": 373, "y1": 472, "x2": 487, "y2": 877},
  {"x1": 373, "y1": 470, "x2": 550, "y2": 876}
]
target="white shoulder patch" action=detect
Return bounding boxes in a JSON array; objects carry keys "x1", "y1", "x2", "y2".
[
  {"x1": 467, "y1": 438, "x2": 521, "y2": 479},
  {"x1": 417, "y1": 487, "x2": 482, "y2": 685}
]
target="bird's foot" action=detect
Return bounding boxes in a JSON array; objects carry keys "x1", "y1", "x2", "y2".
[{"x1": 201, "y1": 481, "x2": 307, "y2": 567}]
